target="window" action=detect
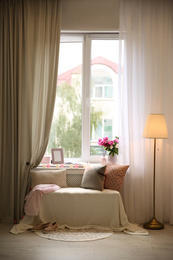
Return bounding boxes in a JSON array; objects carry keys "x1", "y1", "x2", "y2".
[
  {"x1": 91, "y1": 119, "x2": 113, "y2": 142},
  {"x1": 90, "y1": 119, "x2": 113, "y2": 156},
  {"x1": 48, "y1": 34, "x2": 119, "y2": 162},
  {"x1": 91, "y1": 71, "x2": 113, "y2": 99}
]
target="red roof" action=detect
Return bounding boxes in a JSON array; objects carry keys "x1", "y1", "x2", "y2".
[{"x1": 57, "y1": 56, "x2": 118, "y2": 85}]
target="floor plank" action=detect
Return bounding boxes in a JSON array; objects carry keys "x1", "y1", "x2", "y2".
[{"x1": 0, "y1": 223, "x2": 173, "y2": 260}]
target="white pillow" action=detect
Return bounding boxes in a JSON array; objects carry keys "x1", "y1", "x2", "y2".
[{"x1": 30, "y1": 169, "x2": 67, "y2": 188}]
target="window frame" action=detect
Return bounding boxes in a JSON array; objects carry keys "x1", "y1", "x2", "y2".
[
  {"x1": 50, "y1": 33, "x2": 119, "y2": 163},
  {"x1": 81, "y1": 33, "x2": 119, "y2": 163}
]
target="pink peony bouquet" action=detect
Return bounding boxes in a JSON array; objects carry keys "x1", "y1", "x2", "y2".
[{"x1": 98, "y1": 136, "x2": 119, "y2": 157}]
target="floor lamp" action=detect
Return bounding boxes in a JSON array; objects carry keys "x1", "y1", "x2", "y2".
[{"x1": 143, "y1": 114, "x2": 168, "y2": 230}]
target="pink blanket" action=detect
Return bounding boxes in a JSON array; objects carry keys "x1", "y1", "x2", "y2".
[{"x1": 24, "y1": 184, "x2": 60, "y2": 216}]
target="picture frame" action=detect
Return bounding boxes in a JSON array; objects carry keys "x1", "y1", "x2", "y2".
[{"x1": 51, "y1": 148, "x2": 64, "y2": 164}]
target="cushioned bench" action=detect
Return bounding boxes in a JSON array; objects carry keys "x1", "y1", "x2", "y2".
[
  {"x1": 38, "y1": 187, "x2": 129, "y2": 231},
  {"x1": 11, "y1": 164, "x2": 130, "y2": 234}
]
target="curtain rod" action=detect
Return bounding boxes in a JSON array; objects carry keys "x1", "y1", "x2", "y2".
[{"x1": 61, "y1": 31, "x2": 119, "y2": 35}]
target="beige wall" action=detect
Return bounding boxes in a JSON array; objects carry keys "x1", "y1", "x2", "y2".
[{"x1": 61, "y1": 0, "x2": 119, "y2": 32}]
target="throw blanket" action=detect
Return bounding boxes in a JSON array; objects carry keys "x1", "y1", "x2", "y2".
[{"x1": 24, "y1": 184, "x2": 61, "y2": 216}]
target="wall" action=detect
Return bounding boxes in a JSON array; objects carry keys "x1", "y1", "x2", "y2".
[{"x1": 61, "y1": 0, "x2": 119, "y2": 32}]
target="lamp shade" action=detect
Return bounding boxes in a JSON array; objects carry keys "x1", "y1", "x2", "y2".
[{"x1": 143, "y1": 114, "x2": 168, "y2": 139}]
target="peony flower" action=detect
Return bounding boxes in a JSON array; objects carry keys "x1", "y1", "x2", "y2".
[
  {"x1": 98, "y1": 138, "x2": 102, "y2": 145},
  {"x1": 114, "y1": 138, "x2": 119, "y2": 143},
  {"x1": 98, "y1": 136, "x2": 119, "y2": 156},
  {"x1": 103, "y1": 136, "x2": 109, "y2": 141}
]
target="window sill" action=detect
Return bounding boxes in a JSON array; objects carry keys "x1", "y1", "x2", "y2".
[{"x1": 38, "y1": 162, "x2": 100, "y2": 169}]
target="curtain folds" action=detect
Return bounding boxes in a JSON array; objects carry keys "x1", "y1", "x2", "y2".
[
  {"x1": 119, "y1": 0, "x2": 173, "y2": 224},
  {"x1": 0, "y1": 0, "x2": 61, "y2": 223}
]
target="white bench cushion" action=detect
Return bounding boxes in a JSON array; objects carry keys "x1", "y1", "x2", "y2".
[{"x1": 38, "y1": 187, "x2": 129, "y2": 231}]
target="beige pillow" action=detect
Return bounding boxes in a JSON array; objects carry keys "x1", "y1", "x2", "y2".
[{"x1": 30, "y1": 169, "x2": 67, "y2": 189}]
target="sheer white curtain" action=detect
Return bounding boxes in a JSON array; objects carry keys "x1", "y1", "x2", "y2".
[{"x1": 118, "y1": 0, "x2": 173, "y2": 224}]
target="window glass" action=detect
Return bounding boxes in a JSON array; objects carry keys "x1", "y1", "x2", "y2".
[
  {"x1": 104, "y1": 119, "x2": 112, "y2": 138},
  {"x1": 90, "y1": 39, "x2": 119, "y2": 156},
  {"x1": 48, "y1": 42, "x2": 83, "y2": 158}
]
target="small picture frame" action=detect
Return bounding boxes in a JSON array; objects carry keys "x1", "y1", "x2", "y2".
[{"x1": 51, "y1": 148, "x2": 64, "y2": 164}]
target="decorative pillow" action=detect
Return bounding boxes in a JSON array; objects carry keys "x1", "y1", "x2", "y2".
[
  {"x1": 66, "y1": 168, "x2": 84, "y2": 187},
  {"x1": 66, "y1": 173, "x2": 83, "y2": 187},
  {"x1": 81, "y1": 164, "x2": 106, "y2": 191},
  {"x1": 103, "y1": 163, "x2": 129, "y2": 191},
  {"x1": 30, "y1": 169, "x2": 67, "y2": 189}
]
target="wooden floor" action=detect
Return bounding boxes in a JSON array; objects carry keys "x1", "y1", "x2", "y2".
[{"x1": 0, "y1": 223, "x2": 173, "y2": 260}]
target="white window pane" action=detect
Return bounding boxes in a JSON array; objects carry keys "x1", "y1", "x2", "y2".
[
  {"x1": 90, "y1": 39, "x2": 119, "y2": 156},
  {"x1": 48, "y1": 41, "x2": 83, "y2": 158},
  {"x1": 104, "y1": 119, "x2": 112, "y2": 139}
]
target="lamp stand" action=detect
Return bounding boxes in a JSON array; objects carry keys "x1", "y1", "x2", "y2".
[{"x1": 143, "y1": 138, "x2": 164, "y2": 230}]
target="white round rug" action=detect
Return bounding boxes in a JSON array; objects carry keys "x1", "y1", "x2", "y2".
[{"x1": 34, "y1": 228, "x2": 113, "y2": 242}]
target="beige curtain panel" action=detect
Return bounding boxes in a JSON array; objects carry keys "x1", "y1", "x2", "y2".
[{"x1": 0, "y1": 0, "x2": 61, "y2": 223}]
